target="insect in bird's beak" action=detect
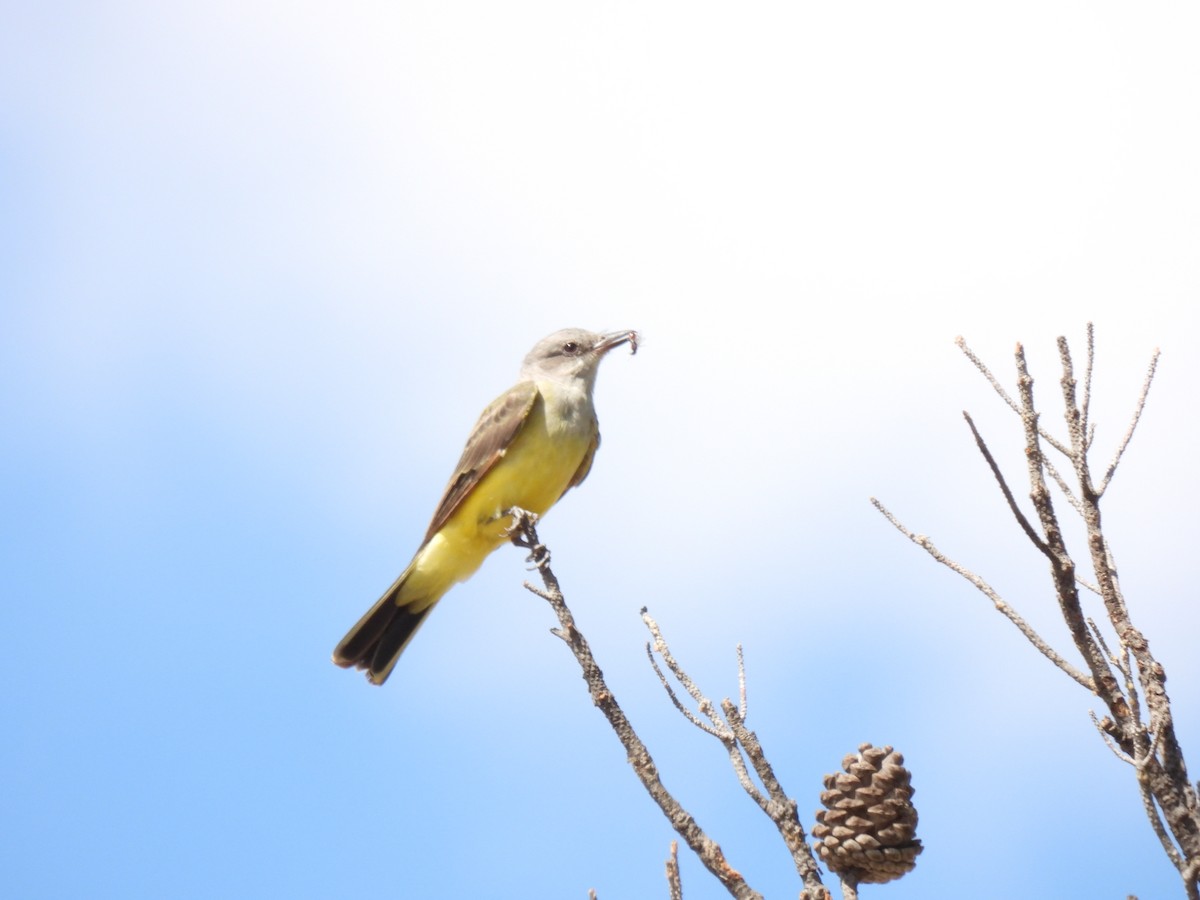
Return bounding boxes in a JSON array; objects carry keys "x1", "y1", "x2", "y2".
[{"x1": 597, "y1": 330, "x2": 639, "y2": 356}]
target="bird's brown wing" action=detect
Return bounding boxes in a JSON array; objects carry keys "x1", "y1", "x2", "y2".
[
  {"x1": 561, "y1": 426, "x2": 600, "y2": 499},
  {"x1": 422, "y1": 381, "x2": 540, "y2": 544}
]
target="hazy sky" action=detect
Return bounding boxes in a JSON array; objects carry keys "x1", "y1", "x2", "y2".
[{"x1": 3, "y1": 3, "x2": 1199, "y2": 898}]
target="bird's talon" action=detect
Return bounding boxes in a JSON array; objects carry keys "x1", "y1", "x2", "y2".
[
  {"x1": 504, "y1": 507, "x2": 537, "y2": 533},
  {"x1": 505, "y1": 508, "x2": 541, "y2": 550}
]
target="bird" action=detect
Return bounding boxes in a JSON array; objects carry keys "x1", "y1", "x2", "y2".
[{"x1": 332, "y1": 327, "x2": 639, "y2": 685}]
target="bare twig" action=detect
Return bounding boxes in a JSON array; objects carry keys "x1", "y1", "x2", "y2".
[
  {"x1": 1014, "y1": 344, "x2": 1118, "y2": 699},
  {"x1": 1042, "y1": 453, "x2": 1083, "y2": 513},
  {"x1": 870, "y1": 498, "x2": 1095, "y2": 691},
  {"x1": 643, "y1": 612, "x2": 729, "y2": 736},
  {"x1": 641, "y1": 610, "x2": 826, "y2": 896},
  {"x1": 643, "y1": 611, "x2": 768, "y2": 807},
  {"x1": 1098, "y1": 349, "x2": 1160, "y2": 495},
  {"x1": 1081, "y1": 322, "x2": 1095, "y2": 447},
  {"x1": 643, "y1": 613, "x2": 774, "y2": 804},
  {"x1": 645, "y1": 642, "x2": 724, "y2": 738},
  {"x1": 1092, "y1": 710, "x2": 1139, "y2": 766},
  {"x1": 1139, "y1": 766, "x2": 1188, "y2": 873},
  {"x1": 962, "y1": 411, "x2": 1052, "y2": 555},
  {"x1": 955, "y1": 336, "x2": 1072, "y2": 457},
  {"x1": 666, "y1": 841, "x2": 683, "y2": 900},
  {"x1": 722, "y1": 697, "x2": 823, "y2": 891},
  {"x1": 1057, "y1": 336, "x2": 1089, "y2": 474},
  {"x1": 1086, "y1": 618, "x2": 1119, "y2": 675},
  {"x1": 737, "y1": 644, "x2": 748, "y2": 720},
  {"x1": 507, "y1": 511, "x2": 763, "y2": 900}
]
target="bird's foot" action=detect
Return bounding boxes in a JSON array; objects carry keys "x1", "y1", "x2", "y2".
[{"x1": 505, "y1": 508, "x2": 549, "y2": 568}]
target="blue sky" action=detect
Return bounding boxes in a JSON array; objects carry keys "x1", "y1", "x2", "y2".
[{"x1": 3, "y1": 2, "x2": 1199, "y2": 898}]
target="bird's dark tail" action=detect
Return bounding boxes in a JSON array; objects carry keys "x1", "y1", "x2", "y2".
[{"x1": 332, "y1": 569, "x2": 435, "y2": 685}]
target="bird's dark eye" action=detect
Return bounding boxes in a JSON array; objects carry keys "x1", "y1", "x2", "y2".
[{"x1": 562, "y1": 341, "x2": 580, "y2": 354}]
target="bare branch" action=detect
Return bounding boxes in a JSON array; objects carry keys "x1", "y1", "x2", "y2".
[
  {"x1": 1014, "y1": 345, "x2": 1113, "y2": 695},
  {"x1": 666, "y1": 842, "x2": 682, "y2": 900},
  {"x1": 1138, "y1": 767, "x2": 1188, "y2": 872},
  {"x1": 1081, "y1": 322, "x2": 1095, "y2": 447},
  {"x1": 645, "y1": 641, "x2": 725, "y2": 738},
  {"x1": 1086, "y1": 618, "x2": 1119, "y2": 673},
  {"x1": 883, "y1": 331, "x2": 1200, "y2": 897},
  {"x1": 722, "y1": 696, "x2": 825, "y2": 890},
  {"x1": 1042, "y1": 453, "x2": 1083, "y2": 514},
  {"x1": 870, "y1": 498, "x2": 1095, "y2": 691},
  {"x1": 640, "y1": 610, "x2": 825, "y2": 895},
  {"x1": 1141, "y1": 718, "x2": 1170, "y2": 771},
  {"x1": 1057, "y1": 335, "x2": 1089, "y2": 471},
  {"x1": 1091, "y1": 710, "x2": 1140, "y2": 765},
  {"x1": 955, "y1": 336, "x2": 1024, "y2": 415},
  {"x1": 1185, "y1": 860, "x2": 1200, "y2": 900},
  {"x1": 643, "y1": 610, "x2": 729, "y2": 735},
  {"x1": 956, "y1": 336, "x2": 1072, "y2": 457},
  {"x1": 643, "y1": 611, "x2": 768, "y2": 808},
  {"x1": 1057, "y1": 337, "x2": 1200, "y2": 896},
  {"x1": 507, "y1": 511, "x2": 763, "y2": 900},
  {"x1": 962, "y1": 411, "x2": 1052, "y2": 556},
  {"x1": 1098, "y1": 349, "x2": 1160, "y2": 494},
  {"x1": 737, "y1": 644, "x2": 748, "y2": 721}
]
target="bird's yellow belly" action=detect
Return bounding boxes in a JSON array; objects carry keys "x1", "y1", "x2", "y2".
[{"x1": 406, "y1": 399, "x2": 592, "y2": 606}]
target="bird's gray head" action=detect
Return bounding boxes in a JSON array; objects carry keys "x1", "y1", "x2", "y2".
[{"x1": 520, "y1": 328, "x2": 638, "y2": 390}]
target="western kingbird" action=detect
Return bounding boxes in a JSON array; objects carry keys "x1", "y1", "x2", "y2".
[{"x1": 332, "y1": 327, "x2": 638, "y2": 685}]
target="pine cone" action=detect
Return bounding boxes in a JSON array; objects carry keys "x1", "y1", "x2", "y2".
[{"x1": 812, "y1": 743, "x2": 922, "y2": 885}]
